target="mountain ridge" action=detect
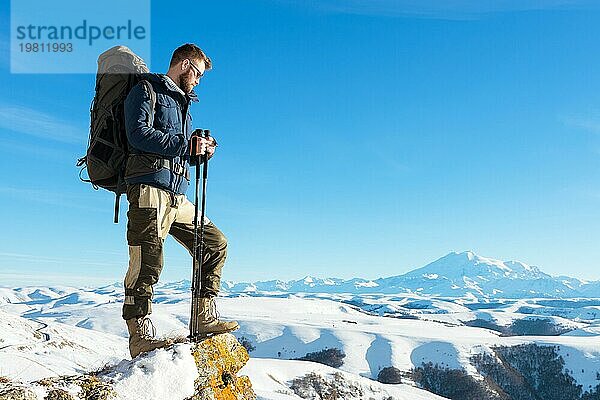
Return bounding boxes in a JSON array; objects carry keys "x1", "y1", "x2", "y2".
[
  {"x1": 219, "y1": 251, "x2": 594, "y2": 299},
  {"x1": 7, "y1": 251, "x2": 591, "y2": 299}
]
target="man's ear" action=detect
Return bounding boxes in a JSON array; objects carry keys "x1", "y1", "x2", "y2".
[{"x1": 180, "y1": 59, "x2": 190, "y2": 71}]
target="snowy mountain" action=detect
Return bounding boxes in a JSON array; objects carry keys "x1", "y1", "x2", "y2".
[
  {"x1": 223, "y1": 251, "x2": 594, "y2": 299},
  {"x1": 373, "y1": 251, "x2": 587, "y2": 298},
  {"x1": 222, "y1": 276, "x2": 379, "y2": 294},
  {"x1": 3, "y1": 250, "x2": 600, "y2": 399}
]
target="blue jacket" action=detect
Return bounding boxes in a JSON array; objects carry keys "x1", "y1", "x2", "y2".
[{"x1": 124, "y1": 73, "x2": 198, "y2": 195}]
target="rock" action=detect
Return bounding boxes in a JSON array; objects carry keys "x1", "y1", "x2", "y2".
[
  {"x1": 377, "y1": 366, "x2": 403, "y2": 384},
  {"x1": 44, "y1": 389, "x2": 74, "y2": 400},
  {"x1": 0, "y1": 334, "x2": 255, "y2": 400},
  {"x1": 77, "y1": 376, "x2": 114, "y2": 400},
  {"x1": 0, "y1": 385, "x2": 37, "y2": 400},
  {"x1": 33, "y1": 375, "x2": 113, "y2": 400},
  {"x1": 190, "y1": 333, "x2": 256, "y2": 400}
]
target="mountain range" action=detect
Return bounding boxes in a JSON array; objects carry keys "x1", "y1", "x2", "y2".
[
  {"x1": 3, "y1": 250, "x2": 600, "y2": 399},
  {"x1": 219, "y1": 251, "x2": 598, "y2": 299}
]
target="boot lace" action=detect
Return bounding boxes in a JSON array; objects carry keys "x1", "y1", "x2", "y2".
[
  {"x1": 138, "y1": 317, "x2": 157, "y2": 339},
  {"x1": 207, "y1": 297, "x2": 220, "y2": 321}
]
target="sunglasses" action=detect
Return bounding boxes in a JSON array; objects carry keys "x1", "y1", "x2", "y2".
[{"x1": 187, "y1": 60, "x2": 204, "y2": 79}]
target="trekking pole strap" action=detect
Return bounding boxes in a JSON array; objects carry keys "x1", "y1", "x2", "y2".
[{"x1": 114, "y1": 193, "x2": 121, "y2": 224}]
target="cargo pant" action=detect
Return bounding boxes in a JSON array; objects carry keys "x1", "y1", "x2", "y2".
[{"x1": 122, "y1": 183, "x2": 227, "y2": 320}]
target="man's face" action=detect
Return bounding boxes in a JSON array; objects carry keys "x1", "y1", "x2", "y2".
[{"x1": 178, "y1": 58, "x2": 206, "y2": 94}]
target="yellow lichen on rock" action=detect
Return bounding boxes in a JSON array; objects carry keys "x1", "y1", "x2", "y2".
[{"x1": 190, "y1": 334, "x2": 256, "y2": 400}]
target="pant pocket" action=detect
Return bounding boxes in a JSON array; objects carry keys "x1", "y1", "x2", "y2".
[
  {"x1": 127, "y1": 206, "x2": 159, "y2": 246},
  {"x1": 138, "y1": 184, "x2": 160, "y2": 209}
]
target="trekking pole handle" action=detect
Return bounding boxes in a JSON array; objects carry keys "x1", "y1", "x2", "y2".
[
  {"x1": 192, "y1": 128, "x2": 210, "y2": 138},
  {"x1": 202, "y1": 129, "x2": 212, "y2": 160},
  {"x1": 191, "y1": 129, "x2": 215, "y2": 159}
]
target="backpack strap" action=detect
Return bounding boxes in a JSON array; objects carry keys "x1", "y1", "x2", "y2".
[
  {"x1": 140, "y1": 80, "x2": 156, "y2": 126},
  {"x1": 113, "y1": 79, "x2": 156, "y2": 224}
]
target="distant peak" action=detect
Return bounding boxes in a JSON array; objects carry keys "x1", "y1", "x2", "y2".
[
  {"x1": 441, "y1": 250, "x2": 479, "y2": 262},
  {"x1": 445, "y1": 251, "x2": 508, "y2": 266},
  {"x1": 505, "y1": 260, "x2": 541, "y2": 274}
]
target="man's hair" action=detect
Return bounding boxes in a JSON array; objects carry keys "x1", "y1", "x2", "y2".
[{"x1": 169, "y1": 43, "x2": 212, "y2": 70}]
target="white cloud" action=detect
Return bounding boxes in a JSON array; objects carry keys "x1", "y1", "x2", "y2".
[
  {"x1": 0, "y1": 104, "x2": 86, "y2": 145},
  {"x1": 0, "y1": 251, "x2": 122, "y2": 269},
  {"x1": 561, "y1": 114, "x2": 600, "y2": 135},
  {"x1": 0, "y1": 270, "x2": 117, "y2": 287},
  {"x1": 0, "y1": 187, "x2": 108, "y2": 214},
  {"x1": 0, "y1": 136, "x2": 77, "y2": 161},
  {"x1": 371, "y1": 147, "x2": 411, "y2": 174},
  {"x1": 280, "y1": 0, "x2": 599, "y2": 19}
]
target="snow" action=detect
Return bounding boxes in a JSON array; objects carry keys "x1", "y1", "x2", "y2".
[
  {"x1": 108, "y1": 344, "x2": 197, "y2": 400},
  {"x1": 241, "y1": 358, "x2": 449, "y2": 400},
  {"x1": 2, "y1": 283, "x2": 598, "y2": 389},
  {"x1": 3, "y1": 251, "x2": 600, "y2": 398},
  {"x1": 354, "y1": 280, "x2": 379, "y2": 288},
  {"x1": 0, "y1": 308, "x2": 127, "y2": 381},
  {"x1": 0, "y1": 301, "x2": 452, "y2": 399}
]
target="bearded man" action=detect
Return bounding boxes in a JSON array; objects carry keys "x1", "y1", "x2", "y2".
[{"x1": 121, "y1": 43, "x2": 238, "y2": 358}]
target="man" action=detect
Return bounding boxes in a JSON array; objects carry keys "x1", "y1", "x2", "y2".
[{"x1": 122, "y1": 43, "x2": 238, "y2": 358}]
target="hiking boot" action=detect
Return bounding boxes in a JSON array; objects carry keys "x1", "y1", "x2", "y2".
[
  {"x1": 190, "y1": 297, "x2": 239, "y2": 339},
  {"x1": 126, "y1": 317, "x2": 173, "y2": 358}
]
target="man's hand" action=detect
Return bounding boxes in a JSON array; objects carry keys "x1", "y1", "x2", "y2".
[{"x1": 190, "y1": 134, "x2": 217, "y2": 159}]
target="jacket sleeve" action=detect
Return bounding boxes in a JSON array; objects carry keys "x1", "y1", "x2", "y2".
[{"x1": 124, "y1": 82, "x2": 188, "y2": 157}]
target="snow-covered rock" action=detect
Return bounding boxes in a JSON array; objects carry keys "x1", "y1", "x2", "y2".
[{"x1": 0, "y1": 335, "x2": 256, "y2": 400}]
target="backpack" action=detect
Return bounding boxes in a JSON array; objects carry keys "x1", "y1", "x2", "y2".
[{"x1": 77, "y1": 46, "x2": 156, "y2": 223}]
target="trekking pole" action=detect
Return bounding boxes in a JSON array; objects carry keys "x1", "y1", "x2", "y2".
[{"x1": 190, "y1": 129, "x2": 210, "y2": 340}]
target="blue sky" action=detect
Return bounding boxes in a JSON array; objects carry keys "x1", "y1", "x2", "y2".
[{"x1": 1, "y1": 1, "x2": 600, "y2": 286}]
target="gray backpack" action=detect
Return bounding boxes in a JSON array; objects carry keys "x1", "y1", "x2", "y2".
[{"x1": 77, "y1": 46, "x2": 156, "y2": 222}]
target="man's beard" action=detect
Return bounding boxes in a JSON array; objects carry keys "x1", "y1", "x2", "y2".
[{"x1": 177, "y1": 69, "x2": 195, "y2": 93}]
